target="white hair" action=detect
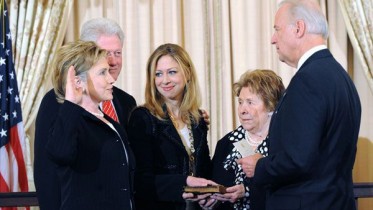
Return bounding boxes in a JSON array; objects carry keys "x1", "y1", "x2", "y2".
[
  {"x1": 280, "y1": 0, "x2": 329, "y2": 39},
  {"x1": 80, "y1": 18, "x2": 125, "y2": 46}
]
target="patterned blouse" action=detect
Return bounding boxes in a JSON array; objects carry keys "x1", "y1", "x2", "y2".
[{"x1": 223, "y1": 125, "x2": 268, "y2": 210}]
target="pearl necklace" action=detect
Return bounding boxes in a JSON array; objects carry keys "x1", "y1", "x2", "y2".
[
  {"x1": 88, "y1": 110, "x2": 104, "y2": 118},
  {"x1": 245, "y1": 130, "x2": 264, "y2": 147}
]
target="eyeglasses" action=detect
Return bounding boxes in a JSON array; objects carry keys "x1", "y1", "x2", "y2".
[{"x1": 107, "y1": 50, "x2": 122, "y2": 58}]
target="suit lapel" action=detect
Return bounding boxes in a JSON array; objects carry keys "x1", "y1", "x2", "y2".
[
  {"x1": 160, "y1": 120, "x2": 189, "y2": 156},
  {"x1": 111, "y1": 87, "x2": 123, "y2": 122}
]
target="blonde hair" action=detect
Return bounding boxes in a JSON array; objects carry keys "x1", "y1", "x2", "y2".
[
  {"x1": 233, "y1": 69, "x2": 285, "y2": 112},
  {"x1": 52, "y1": 40, "x2": 107, "y2": 103},
  {"x1": 144, "y1": 43, "x2": 202, "y2": 124}
]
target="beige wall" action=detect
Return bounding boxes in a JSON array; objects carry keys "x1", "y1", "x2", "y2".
[{"x1": 353, "y1": 52, "x2": 373, "y2": 209}]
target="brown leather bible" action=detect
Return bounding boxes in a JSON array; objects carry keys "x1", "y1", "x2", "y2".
[{"x1": 183, "y1": 185, "x2": 226, "y2": 194}]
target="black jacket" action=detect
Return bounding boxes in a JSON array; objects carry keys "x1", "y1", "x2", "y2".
[
  {"x1": 46, "y1": 100, "x2": 136, "y2": 210},
  {"x1": 34, "y1": 88, "x2": 136, "y2": 210},
  {"x1": 127, "y1": 107, "x2": 212, "y2": 210},
  {"x1": 254, "y1": 49, "x2": 361, "y2": 210},
  {"x1": 111, "y1": 86, "x2": 137, "y2": 130}
]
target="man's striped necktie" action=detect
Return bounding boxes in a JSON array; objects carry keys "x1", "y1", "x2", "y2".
[{"x1": 102, "y1": 100, "x2": 119, "y2": 122}]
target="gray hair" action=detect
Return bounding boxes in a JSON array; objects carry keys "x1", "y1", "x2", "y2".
[
  {"x1": 80, "y1": 18, "x2": 125, "y2": 46},
  {"x1": 280, "y1": 0, "x2": 329, "y2": 39}
]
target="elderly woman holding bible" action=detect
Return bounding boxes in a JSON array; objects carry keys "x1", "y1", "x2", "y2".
[{"x1": 201, "y1": 69, "x2": 284, "y2": 210}]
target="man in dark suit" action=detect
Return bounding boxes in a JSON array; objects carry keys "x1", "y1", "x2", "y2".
[
  {"x1": 238, "y1": 1, "x2": 361, "y2": 210},
  {"x1": 34, "y1": 18, "x2": 136, "y2": 209}
]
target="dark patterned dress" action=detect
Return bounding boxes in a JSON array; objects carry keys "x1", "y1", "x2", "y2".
[{"x1": 212, "y1": 125, "x2": 268, "y2": 210}]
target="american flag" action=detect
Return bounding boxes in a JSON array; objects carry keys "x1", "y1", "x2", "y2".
[{"x1": 0, "y1": 1, "x2": 29, "y2": 209}]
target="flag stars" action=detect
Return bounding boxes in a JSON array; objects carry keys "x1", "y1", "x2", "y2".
[
  {"x1": 7, "y1": 87, "x2": 13, "y2": 95},
  {"x1": 15, "y1": 95, "x2": 20, "y2": 103},
  {"x1": 2, "y1": 113, "x2": 9, "y2": 121},
  {"x1": 0, "y1": 129, "x2": 7, "y2": 137},
  {"x1": 1, "y1": 3, "x2": 27, "y2": 190},
  {"x1": 6, "y1": 32, "x2": 12, "y2": 40},
  {"x1": 0, "y1": 57, "x2": 5, "y2": 66}
]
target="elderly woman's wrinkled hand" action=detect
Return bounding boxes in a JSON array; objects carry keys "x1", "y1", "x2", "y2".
[{"x1": 211, "y1": 184, "x2": 245, "y2": 203}]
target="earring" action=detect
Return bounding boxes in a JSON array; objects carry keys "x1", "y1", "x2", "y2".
[{"x1": 268, "y1": 111, "x2": 273, "y2": 117}]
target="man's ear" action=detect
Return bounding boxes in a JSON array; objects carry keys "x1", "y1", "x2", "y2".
[{"x1": 295, "y1": 20, "x2": 306, "y2": 37}]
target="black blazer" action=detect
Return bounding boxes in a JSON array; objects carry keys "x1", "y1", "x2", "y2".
[
  {"x1": 34, "y1": 88, "x2": 136, "y2": 210},
  {"x1": 127, "y1": 107, "x2": 212, "y2": 210},
  {"x1": 254, "y1": 49, "x2": 361, "y2": 210},
  {"x1": 34, "y1": 90, "x2": 61, "y2": 210},
  {"x1": 111, "y1": 86, "x2": 137, "y2": 130},
  {"x1": 46, "y1": 100, "x2": 135, "y2": 210}
]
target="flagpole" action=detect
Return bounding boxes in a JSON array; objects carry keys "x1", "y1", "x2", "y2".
[{"x1": 1, "y1": 0, "x2": 4, "y2": 43}]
